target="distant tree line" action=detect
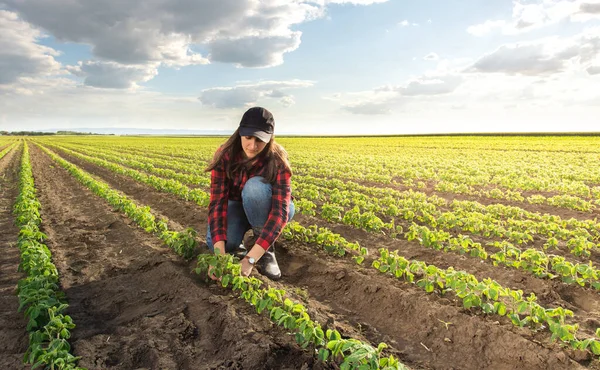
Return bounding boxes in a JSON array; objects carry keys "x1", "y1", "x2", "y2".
[
  {"x1": 0, "y1": 131, "x2": 55, "y2": 136},
  {"x1": 0, "y1": 131, "x2": 108, "y2": 136}
]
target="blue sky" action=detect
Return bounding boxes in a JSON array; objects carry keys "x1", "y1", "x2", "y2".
[{"x1": 1, "y1": 0, "x2": 600, "y2": 134}]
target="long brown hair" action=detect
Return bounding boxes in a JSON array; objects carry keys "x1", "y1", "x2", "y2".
[{"x1": 205, "y1": 128, "x2": 292, "y2": 184}]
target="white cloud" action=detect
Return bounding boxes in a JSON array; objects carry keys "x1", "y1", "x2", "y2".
[
  {"x1": 208, "y1": 32, "x2": 302, "y2": 68},
  {"x1": 468, "y1": 0, "x2": 600, "y2": 36},
  {"x1": 424, "y1": 52, "x2": 440, "y2": 61},
  {"x1": 342, "y1": 101, "x2": 393, "y2": 115},
  {"x1": 3, "y1": 0, "x2": 386, "y2": 73},
  {"x1": 402, "y1": 75, "x2": 463, "y2": 96},
  {"x1": 334, "y1": 70, "x2": 463, "y2": 115},
  {"x1": 335, "y1": 26, "x2": 600, "y2": 116},
  {"x1": 467, "y1": 20, "x2": 507, "y2": 37},
  {"x1": 470, "y1": 29, "x2": 600, "y2": 75},
  {"x1": 199, "y1": 80, "x2": 314, "y2": 109},
  {"x1": 66, "y1": 61, "x2": 159, "y2": 89},
  {"x1": 399, "y1": 20, "x2": 410, "y2": 27},
  {"x1": 0, "y1": 10, "x2": 62, "y2": 85}
]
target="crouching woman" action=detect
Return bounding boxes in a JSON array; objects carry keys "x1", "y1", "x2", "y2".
[{"x1": 205, "y1": 107, "x2": 295, "y2": 281}]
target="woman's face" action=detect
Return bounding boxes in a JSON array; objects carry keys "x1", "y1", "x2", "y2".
[{"x1": 241, "y1": 135, "x2": 267, "y2": 159}]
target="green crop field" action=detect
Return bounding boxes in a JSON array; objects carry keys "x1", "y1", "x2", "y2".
[{"x1": 1, "y1": 135, "x2": 599, "y2": 369}]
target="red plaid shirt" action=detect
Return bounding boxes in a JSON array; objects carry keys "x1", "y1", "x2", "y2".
[{"x1": 208, "y1": 150, "x2": 292, "y2": 250}]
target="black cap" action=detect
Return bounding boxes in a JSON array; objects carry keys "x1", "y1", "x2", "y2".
[{"x1": 239, "y1": 107, "x2": 274, "y2": 143}]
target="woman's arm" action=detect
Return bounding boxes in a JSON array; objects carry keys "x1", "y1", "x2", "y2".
[{"x1": 208, "y1": 154, "x2": 229, "y2": 255}]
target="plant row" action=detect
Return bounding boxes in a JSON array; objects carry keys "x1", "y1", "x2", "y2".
[
  {"x1": 294, "y1": 177, "x2": 600, "y2": 259},
  {"x1": 295, "y1": 175, "x2": 600, "y2": 248},
  {"x1": 40, "y1": 143, "x2": 210, "y2": 207},
  {"x1": 38, "y1": 136, "x2": 600, "y2": 202},
  {"x1": 49, "y1": 141, "x2": 600, "y2": 251},
  {"x1": 43, "y1": 143, "x2": 210, "y2": 188},
  {"x1": 14, "y1": 141, "x2": 84, "y2": 369},
  {"x1": 44, "y1": 142, "x2": 600, "y2": 290},
  {"x1": 54, "y1": 142, "x2": 210, "y2": 178},
  {"x1": 281, "y1": 220, "x2": 600, "y2": 357},
  {"x1": 1, "y1": 141, "x2": 19, "y2": 160},
  {"x1": 79, "y1": 140, "x2": 600, "y2": 212},
  {"x1": 37, "y1": 142, "x2": 409, "y2": 370},
  {"x1": 296, "y1": 192, "x2": 600, "y2": 290},
  {"x1": 37, "y1": 144, "x2": 199, "y2": 259},
  {"x1": 197, "y1": 252, "x2": 406, "y2": 369}
]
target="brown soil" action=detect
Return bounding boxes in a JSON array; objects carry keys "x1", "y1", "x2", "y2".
[
  {"x1": 49, "y1": 145, "x2": 600, "y2": 370},
  {"x1": 0, "y1": 145, "x2": 29, "y2": 369},
  {"x1": 24, "y1": 144, "x2": 322, "y2": 370}
]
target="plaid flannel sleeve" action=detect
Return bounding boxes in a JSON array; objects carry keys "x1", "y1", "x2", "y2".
[
  {"x1": 256, "y1": 168, "x2": 292, "y2": 250},
  {"x1": 208, "y1": 153, "x2": 229, "y2": 244}
]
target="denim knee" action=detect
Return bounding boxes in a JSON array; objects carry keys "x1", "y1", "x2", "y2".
[{"x1": 242, "y1": 176, "x2": 272, "y2": 203}]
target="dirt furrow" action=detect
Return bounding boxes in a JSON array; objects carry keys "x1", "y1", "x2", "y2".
[
  {"x1": 29, "y1": 143, "x2": 320, "y2": 370},
  {"x1": 0, "y1": 145, "x2": 29, "y2": 369},
  {"x1": 49, "y1": 144, "x2": 598, "y2": 369}
]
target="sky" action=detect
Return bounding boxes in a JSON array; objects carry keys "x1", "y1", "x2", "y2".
[{"x1": 1, "y1": 0, "x2": 600, "y2": 135}]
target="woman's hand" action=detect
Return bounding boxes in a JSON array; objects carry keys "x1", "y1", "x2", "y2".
[
  {"x1": 240, "y1": 245, "x2": 266, "y2": 277},
  {"x1": 240, "y1": 257, "x2": 254, "y2": 277},
  {"x1": 207, "y1": 265, "x2": 221, "y2": 281},
  {"x1": 208, "y1": 241, "x2": 226, "y2": 281}
]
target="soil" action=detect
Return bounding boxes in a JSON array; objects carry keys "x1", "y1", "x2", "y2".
[
  {"x1": 0, "y1": 146, "x2": 29, "y2": 369},
  {"x1": 47, "y1": 145, "x2": 600, "y2": 370},
  {"x1": 19, "y1": 144, "x2": 323, "y2": 370}
]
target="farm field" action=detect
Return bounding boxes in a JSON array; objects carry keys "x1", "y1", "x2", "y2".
[{"x1": 1, "y1": 135, "x2": 600, "y2": 370}]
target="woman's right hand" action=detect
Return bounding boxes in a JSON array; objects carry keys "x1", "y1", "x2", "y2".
[
  {"x1": 208, "y1": 241, "x2": 226, "y2": 281},
  {"x1": 208, "y1": 265, "x2": 220, "y2": 281}
]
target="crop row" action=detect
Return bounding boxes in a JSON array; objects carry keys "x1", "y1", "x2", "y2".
[
  {"x1": 293, "y1": 175, "x2": 600, "y2": 256},
  {"x1": 34, "y1": 142, "x2": 597, "y2": 352},
  {"x1": 73, "y1": 140, "x2": 600, "y2": 212},
  {"x1": 43, "y1": 142, "x2": 600, "y2": 251},
  {"x1": 35, "y1": 142, "x2": 408, "y2": 370},
  {"x1": 0, "y1": 141, "x2": 17, "y2": 160},
  {"x1": 48, "y1": 141, "x2": 600, "y2": 249},
  {"x1": 34, "y1": 139, "x2": 600, "y2": 360},
  {"x1": 39, "y1": 137, "x2": 600, "y2": 207},
  {"x1": 39, "y1": 142, "x2": 600, "y2": 290},
  {"x1": 41, "y1": 143, "x2": 210, "y2": 207},
  {"x1": 282, "y1": 221, "x2": 600, "y2": 357},
  {"x1": 43, "y1": 142, "x2": 210, "y2": 188},
  {"x1": 14, "y1": 142, "x2": 84, "y2": 369},
  {"x1": 294, "y1": 175, "x2": 600, "y2": 251},
  {"x1": 292, "y1": 182, "x2": 600, "y2": 290}
]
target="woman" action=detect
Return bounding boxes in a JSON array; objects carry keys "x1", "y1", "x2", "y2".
[{"x1": 205, "y1": 107, "x2": 295, "y2": 281}]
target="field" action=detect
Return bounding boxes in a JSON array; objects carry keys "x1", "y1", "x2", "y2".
[{"x1": 1, "y1": 135, "x2": 600, "y2": 370}]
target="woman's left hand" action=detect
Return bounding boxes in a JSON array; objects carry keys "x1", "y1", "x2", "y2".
[{"x1": 240, "y1": 257, "x2": 254, "y2": 277}]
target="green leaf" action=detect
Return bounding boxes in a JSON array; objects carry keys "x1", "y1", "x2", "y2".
[
  {"x1": 221, "y1": 274, "x2": 231, "y2": 288},
  {"x1": 318, "y1": 348, "x2": 329, "y2": 362},
  {"x1": 494, "y1": 302, "x2": 507, "y2": 316},
  {"x1": 517, "y1": 301, "x2": 529, "y2": 314},
  {"x1": 590, "y1": 340, "x2": 600, "y2": 356}
]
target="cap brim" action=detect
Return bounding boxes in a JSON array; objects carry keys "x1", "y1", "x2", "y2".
[{"x1": 239, "y1": 127, "x2": 272, "y2": 143}]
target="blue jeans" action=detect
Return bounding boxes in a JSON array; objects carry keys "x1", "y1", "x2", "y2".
[{"x1": 206, "y1": 176, "x2": 295, "y2": 253}]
